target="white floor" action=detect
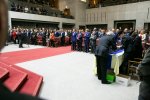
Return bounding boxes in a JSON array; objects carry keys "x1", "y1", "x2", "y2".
[
  {"x1": 1, "y1": 44, "x2": 44, "y2": 53},
  {"x1": 1, "y1": 44, "x2": 140, "y2": 100}
]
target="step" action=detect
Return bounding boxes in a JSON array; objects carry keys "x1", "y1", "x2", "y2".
[
  {"x1": 0, "y1": 67, "x2": 9, "y2": 81},
  {"x1": 0, "y1": 62, "x2": 28, "y2": 92},
  {"x1": 14, "y1": 65, "x2": 43, "y2": 96}
]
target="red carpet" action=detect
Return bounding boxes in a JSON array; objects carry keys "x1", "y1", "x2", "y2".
[
  {"x1": 0, "y1": 46, "x2": 71, "y2": 64},
  {"x1": 0, "y1": 62, "x2": 28, "y2": 92},
  {"x1": 0, "y1": 67, "x2": 9, "y2": 81},
  {"x1": 0, "y1": 46, "x2": 71, "y2": 96},
  {"x1": 0, "y1": 61, "x2": 43, "y2": 96}
]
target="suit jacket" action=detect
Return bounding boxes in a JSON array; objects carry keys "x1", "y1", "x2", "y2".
[
  {"x1": 138, "y1": 48, "x2": 150, "y2": 99},
  {"x1": 71, "y1": 32, "x2": 77, "y2": 42},
  {"x1": 95, "y1": 35, "x2": 117, "y2": 57},
  {"x1": 132, "y1": 35, "x2": 143, "y2": 58},
  {"x1": 61, "y1": 32, "x2": 65, "y2": 38},
  {"x1": 77, "y1": 32, "x2": 82, "y2": 41},
  {"x1": 121, "y1": 34, "x2": 133, "y2": 53},
  {"x1": 54, "y1": 32, "x2": 60, "y2": 37},
  {"x1": 84, "y1": 32, "x2": 91, "y2": 42}
]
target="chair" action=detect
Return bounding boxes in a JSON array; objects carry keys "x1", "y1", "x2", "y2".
[
  {"x1": 128, "y1": 58, "x2": 142, "y2": 80},
  {"x1": 37, "y1": 35, "x2": 43, "y2": 45},
  {"x1": 54, "y1": 37, "x2": 61, "y2": 47},
  {"x1": 65, "y1": 36, "x2": 69, "y2": 45}
]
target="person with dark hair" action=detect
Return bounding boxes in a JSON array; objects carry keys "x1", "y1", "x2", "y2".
[
  {"x1": 137, "y1": 47, "x2": 150, "y2": 100},
  {"x1": 145, "y1": 31, "x2": 150, "y2": 49},
  {"x1": 90, "y1": 30, "x2": 97, "y2": 53},
  {"x1": 77, "y1": 29, "x2": 83, "y2": 51},
  {"x1": 120, "y1": 29, "x2": 134, "y2": 75},
  {"x1": 71, "y1": 29, "x2": 77, "y2": 50},
  {"x1": 84, "y1": 29, "x2": 91, "y2": 53},
  {"x1": 41, "y1": 28, "x2": 47, "y2": 46},
  {"x1": 131, "y1": 32, "x2": 143, "y2": 59},
  {"x1": 60, "y1": 29, "x2": 65, "y2": 46}
]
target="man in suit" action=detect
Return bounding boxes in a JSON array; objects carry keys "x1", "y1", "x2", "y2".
[
  {"x1": 95, "y1": 31, "x2": 117, "y2": 84},
  {"x1": 120, "y1": 29, "x2": 133, "y2": 75},
  {"x1": 18, "y1": 29, "x2": 25, "y2": 48},
  {"x1": 90, "y1": 30, "x2": 97, "y2": 53},
  {"x1": 60, "y1": 29, "x2": 65, "y2": 46},
  {"x1": 41, "y1": 28, "x2": 46, "y2": 46},
  {"x1": 0, "y1": 0, "x2": 44, "y2": 99},
  {"x1": 84, "y1": 29, "x2": 91, "y2": 53},
  {"x1": 131, "y1": 32, "x2": 143, "y2": 59},
  {"x1": 77, "y1": 29, "x2": 83, "y2": 51},
  {"x1": 137, "y1": 47, "x2": 150, "y2": 100},
  {"x1": 71, "y1": 29, "x2": 77, "y2": 50},
  {"x1": 54, "y1": 29, "x2": 60, "y2": 37}
]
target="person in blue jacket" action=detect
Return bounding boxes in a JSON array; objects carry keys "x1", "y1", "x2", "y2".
[
  {"x1": 54, "y1": 29, "x2": 60, "y2": 37},
  {"x1": 84, "y1": 29, "x2": 91, "y2": 53},
  {"x1": 71, "y1": 29, "x2": 77, "y2": 50}
]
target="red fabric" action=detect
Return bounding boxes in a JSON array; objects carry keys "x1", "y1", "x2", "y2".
[
  {"x1": 12, "y1": 32, "x2": 17, "y2": 39},
  {"x1": 0, "y1": 46, "x2": 71, "y2": 64},
  {"x1": 50, "y1": 33, "x2": 55, "y2": 41},
  {"x1": 0, "y1": 47, "x2": 71, "y2": 96}
]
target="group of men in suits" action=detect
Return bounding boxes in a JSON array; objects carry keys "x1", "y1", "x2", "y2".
[
  {"x1": 94, "y1": 28, "x2": 149, "y2": 84},
  {"x1": 9, "y1": 28, "x2": 73, "y2": 48}
]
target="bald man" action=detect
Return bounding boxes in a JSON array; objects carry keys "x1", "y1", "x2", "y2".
[{"x1": 0, "y1": 0, "x2": 44, "y2": 100}]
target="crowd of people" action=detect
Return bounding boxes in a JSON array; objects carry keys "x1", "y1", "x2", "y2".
[
  {"x1": 8, "y1": 26, "x2": 150, "y2": 85},
  {"x1": 8, "y1": 27, "x2": 150, "y2": 53},
  {"x1": 11, "y1": 2, "x2": 49, "y2": 15},
  {"x1": 10, "y1": 0, "x2": 74, "y2": 19}
]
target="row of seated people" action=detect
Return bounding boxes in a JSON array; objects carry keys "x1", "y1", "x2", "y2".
[
  {"x1": 18, "y1": 0, "x2": 56, "y2": 7},
  {"x1": 9, "y1": 1, "x2": 74, "y2": 18},
  {"x1": 10, "y1": 2, "x2": 48, "y2": 15},
  {"x1": 87, "y1": 0, "x2": 150, "y2": 8}
]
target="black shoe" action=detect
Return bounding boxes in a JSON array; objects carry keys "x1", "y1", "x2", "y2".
[
  {"x1": 98, "y1": 77, "x2": 101, "y2": 80},
  {"x1": 102, "y1": 81, "x2": 111, "y2": 84}
]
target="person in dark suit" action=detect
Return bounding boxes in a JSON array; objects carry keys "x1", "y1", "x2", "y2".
[
  {"x1": 90, "y1": 30, "x2": 97, "y2": 53},
  {"x1": 71, "y1": 29, "x2": 77, "y2": 50},
  {"x1": 137, "y1": 47, "x2": 150, "y2": 100},
  {"x1": 77, "y1": 30, "x2": 83, "y2": 51},
  {"x1": 131, "y1": 32, "x2": 143, "y2": 59},
  {"x1": 0, "y1": 0, "x2": 44, "y2": 99},
  {"x1": 54, "y1": 29, "x2": 60, "y2": 37},
  {"x1": 93, "y1": 28, "x2": 99, "y2": 39},
  {"x1": 18, "y1": 29, "x2": 25, "y2": 48},
  {"x1": 120, "y1": 29, "x2": 133, "y2": 75},
  {"x1": 41, "y1": 28, "x2": 46, "y2": 46},
  {"x1": 84, "y1": 29, "x2": 91, "y2": 53},
  {"x1": 95, "y1": 31, "x2": 117, "y2": 84},
  {"x1": 60, "y1": 29, "x2": 65, "y2": 46}
]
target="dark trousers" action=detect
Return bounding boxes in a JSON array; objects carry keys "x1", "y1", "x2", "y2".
[
  {"x1": 50, "y1": 40, "x2": 55, "y2": 47},
  {"x1": 138, "y1": 95, "x2": 145, "y2": 100},
  {"x1": 42, "y1": 38, "x2": 46, "y2": 46},
  {"x1": 91, "y1": 43, "x2": 96, "y2": 53},
  {"x1": 72, "y1": 41, "x2": 76, "y2": 50},
  {"x1": 85, "y1": 41, "x2": 90, "y2": 52},
  {"x1": 19, "y1": 39, "x2": 23, "y2": 48},
  {"x1": 61, "y1": 37, "x2": 65, "y2": 46},
  {"x1": 96, "y1": 55, "x2": 108, "y2": 83},
  {"x1": 120, "y1": 53, "x2": 131, "y2": 75},
  {"x1": 77, "y1": 40, "x2": 82, "y2": 51}
]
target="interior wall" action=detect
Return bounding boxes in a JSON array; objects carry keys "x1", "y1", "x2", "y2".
[{"x1": 86, "y1": 1, "x2": 150, "y2": 30}]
